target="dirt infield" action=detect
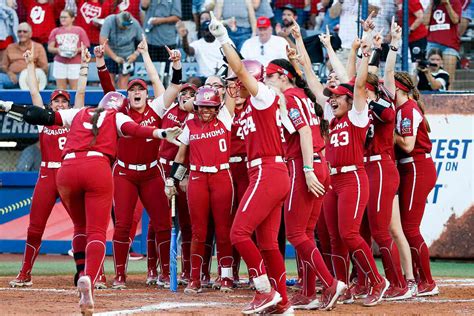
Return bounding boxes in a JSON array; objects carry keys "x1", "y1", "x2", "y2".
[{"x1": 1, "y1": 275, "x2": 474, "y2": 315}]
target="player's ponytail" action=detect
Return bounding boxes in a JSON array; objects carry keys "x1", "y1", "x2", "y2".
[
  {"x1": 89, "y1": 107, "x2": 105, "y2": 146},
  {"x1": 394, "y1": 71, "x2": 431, "y2": 133}
]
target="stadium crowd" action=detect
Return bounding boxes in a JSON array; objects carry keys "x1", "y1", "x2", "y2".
[{"x1": 0, "y1": 0, "x2": 473, "y2": 92}]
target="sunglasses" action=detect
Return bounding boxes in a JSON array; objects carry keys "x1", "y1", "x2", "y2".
[
  {"x1": 209, "y1": 83, "x2": 224, "y2": 89},
  {"x1": 17, "y1": 30, "x2": 29, "y2": 34}
]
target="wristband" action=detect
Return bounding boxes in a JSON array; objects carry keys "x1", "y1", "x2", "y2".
[
  {"x1": 369, "y1": 48, "x2": 382, "y2": 67},
  {"x1": 170, "y1": 162, "x2": 187, "y2": 181},
  {"x1": 303, "y1": 165, "x2": 313, "y2": 170},
  {"x1": 390, "y1": 45, "x2": 399, "y2": 52},
  {"x1": 97, "y1": 64, "x2": 107, "y2": 71},
  {"x1": 80, "y1": 66, "x2": 89, "y2": 70},
  {"x1": 303, "y1": 168, "x2": 314, "y2": 173},
  {"x1": 171, "y1": 67, "x2": 182, "y2": 85}
]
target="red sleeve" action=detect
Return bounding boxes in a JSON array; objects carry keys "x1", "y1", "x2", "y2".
[
  {"x1": 98, "y1": 67, "x2": 116, "y2": 93},
  {"x1": 79, "y1": 27, "x2": 90, "y2": 47},
  {"x1": 286, "y1": 95, "x2": 307, "y2": 131},
  {"x1": 409, "y1": 1, "x2": 422, "y2": 12},
  {"x1": 54, "y1": 111, "x2": 64, "y2": 125},
  {"x1": 379, "y1": 107, "x2": 395, "y2": 123},
  {"x1": 120, "y1": 121, "x2": 156, "y2": 138},
  {"x1": 452, "y1": 0, "x2": 463, "y2": 16}
]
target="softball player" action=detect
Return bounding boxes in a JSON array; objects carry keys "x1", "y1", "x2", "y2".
[
  {"x1": 265, "y1": 58, "x2": 346, "y2": 311},
  {"x1": 170, "y1": 86, "x2": 235, "y2": 294},
  {"x1": 393, "y1": 72, "x2": 438, "y2": 297},
  {"x1": 323, "y1": 38, "x2": 389, "y2": 307},
  {"x1": 9, "y1": 46, "x2": 84, "y2": 288},
  {"x1": 96, "y1": 38, "x2": 183, "y2": 289},
  {"x1": 209, "y1": 13, "x2": 291, "y2": 314}
]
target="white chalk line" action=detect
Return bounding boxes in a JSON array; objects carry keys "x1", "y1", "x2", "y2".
[
  {"x1": 394, "y1": 298, "x2": 474, "y2": 304},
  {"x1": 94, "y1": 302, "x2": 236, "y2": 316},
  {"x1": 0, "y1": 287, "x2": 75, "y2": 294}
]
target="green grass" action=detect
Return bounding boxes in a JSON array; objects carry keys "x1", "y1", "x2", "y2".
[{"x1": 1, "y1": 255, "x2": 474, "y2": 278}]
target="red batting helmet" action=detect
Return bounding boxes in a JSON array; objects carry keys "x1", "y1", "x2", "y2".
[
  {"x1": 193, "y1": 86, "x2": 221, "y2": 109},
  {"x1": 98, "y1": 91, "x2": 126, "y2": 110},
  {"x1": 226, "y1": 59, "x2": 264, "y2": 82}
]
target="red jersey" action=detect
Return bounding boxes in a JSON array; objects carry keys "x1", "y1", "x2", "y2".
[
  {"x1": 365, "y1": 98, "x2": 396, "y2": 158},
  {"x1": 179, "y1": 106, "x2": 233, "y2": 167},
  {"x1": 159, "y1": 103, "x2": 191, "y2": 160},
  {"x1": 58, "y1": 107, "x2": 133, "y2": 161},
  {"x1": 326, "y1": 108, "x2": 369, "y2": 168},
  {"x1": 26, "y1": 1, "x2": 62, "y2": 44},
  {"x1": 241, "y1": 83, "x2": 285, "y2": 161},
  {"x1": 75, "y1": 0, "x2": 112, "y2": 44},
  {"x1": 230, "y1": 105, "x2": 247, "y2": 157},
  {"x1": 116, "y1": 101, "x2": 162, "y2": 164},
  {"x1": 427, "y1": 0, "x2": 462, "y2": 50},
  {"x1": 397, "y1": 0, "x2": 428, "y2": 42},
  {"x1": 282, "y1": 87, "x2": 325, "y2": 160},
  {"x1": 38, "y1": 125, "x2": 69, "y2": 162},
  {"x1": 395, "y1": 99, "x2": 432, "y2": 159}
]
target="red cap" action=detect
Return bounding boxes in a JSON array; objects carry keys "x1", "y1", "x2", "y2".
[
  {"x1": 181, "y1": 83, "x2": 198, "y2": 92},
  {"x1": 50, "y1": 89, "x2": 71, "y2": 102},
  {"x1": 257, "y1": 16, "x2": 271, "y2": 28},
  {"x1": 323, "y1": 83, "x2": 354, "y2": 98},
  {"x1": 266, "y1": 63, "x2": 294, "y2": 79},
  {"x1": 127, "y1": 78, "x2": 147, "y2": 91}
]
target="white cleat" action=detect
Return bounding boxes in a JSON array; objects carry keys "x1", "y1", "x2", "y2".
[{"x1": 78, "y1": 276, "x2": 94, "y2": 316}]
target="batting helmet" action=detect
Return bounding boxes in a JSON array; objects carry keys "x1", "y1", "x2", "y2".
[
  {"x1": 193, "y1": 86, "x2": 221, "y2": 110},
  {"x1": 226, "y1": 59, "x2": 264, "y2": 82},
  {"x1": 98, "y1": 91, "x2": 126, "y2": 110}
]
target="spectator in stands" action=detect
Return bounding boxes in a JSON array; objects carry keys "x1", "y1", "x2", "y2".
[
  {"x1": 100, "y1": 11, "x2": 142, "y2": 89},
  {"x1": 240, "y1": 16, "x2": 288, "y2": 66},
  {"x1": 48, "y1": 9, "x2": 89, "y2": 89},
  {"x1": 309, "y1": 0, "x2": 328, "y2": 31},
  {"x1": 0, "y1": 2, "x2": 18, "y2": 63},
  {"x1": 273, "y1": 0, "x2": 307, "y2": 25},
  {"x1": 275, "y1": 4, "x2": 307, "y2": 46},
  {"x1": 214, "y1": 0, "x2": 257, "y2": 51},
  {"x1": 426, "y1": 0, "x2": 462, "y2": 89},
  {"x1": 74, "y1": 0, "x2": 112, "y2": 48},
  {"x1": 192, "y1": 0, "x2": 206, "y2": 29},
  {"x1": 16, "y1": 141, "x2": 41, "y2": 171},
  {"x1": 397, "y1": 0, "x2": 428, "y2": 61},
  {"x1": 141, "y1": 0, "x2": 181, "y2": 62},
  {"x1": 416, "y1": 48, "x2": 450, "y2": 91},
  {"x1": 319, "y1": 0, "x2": 340, "y2": 32},
  {"x1": 179, "y1": 20, "x2": 226, "y2": 77},
  {"x1": 458, "y1": 0, "x2": 473, "y2": 36},
  {"x1": 24, "y1": 0, "x2": 63, "y2": 62},
  {"x1": 253, "y1": 0, "x2": 274, "y2": 20},
  {"x1": 0, "y1": 22, "x2": 48, "y2": 89}
]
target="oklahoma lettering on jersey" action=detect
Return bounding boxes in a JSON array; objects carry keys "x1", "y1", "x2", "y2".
[
  {"x1": 60, "y1": 107, "x2": 131, "y2": 161},
  {"x1": 326, "y1": 112, "x2": 369, "y2": 168},
  {"x1": 283, "y1": 87, "x2": 325, "y2": 159},
  {"x1": 159, "y1": 103, "x2": 191, "y2": 160},
  {"x1": 179, "y1": 106, "x2": 233, "y2": 166},
  {"x1": 230, "y1": 105, "x2": 247, "y2": 157},
  {"x1": 365, "y1": 98, "x2": 396, "y2": 158},
  {"x1": 117, "y1": 102, "x2": 162, "y2": 164},
  {"x1": 242, "y1": 82, "x2": 285, "y2": 161},
  {"x1": 395, "y1": 99, "x2": 432, "y2": 159},
  {"x1": 38, "y1": 125, "x2": 69, "y2": 163}
]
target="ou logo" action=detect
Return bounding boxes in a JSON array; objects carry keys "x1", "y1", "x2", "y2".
[
  {"x1": 433, "y1": 9, "x2": 445, "y2": 24},
  {"x1": 30, "y1": 6, "x2": 45, "y2": 24}
]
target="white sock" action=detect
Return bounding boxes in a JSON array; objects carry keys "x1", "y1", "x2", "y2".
[{"x1": 253, "y1": 274, "x2": 271, "y2": 293}]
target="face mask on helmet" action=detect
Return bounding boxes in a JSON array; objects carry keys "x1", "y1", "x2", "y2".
[{"x1": 98, "y1": 92, "x2": 126, "y2": 110}]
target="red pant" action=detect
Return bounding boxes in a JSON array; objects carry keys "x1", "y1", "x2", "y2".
[
  {"x1": 398, "y1": 158, "x2": 437, "y2": 284},
  {"x1": 20, "y1": 167, "x2": 62, "y2": 275},
  {"x1": 366, "y1": 158, "x2": 406, "y2": 288},
  {"x1": 285, "y1": 157, "x2": 334, "y2": 294},
  {"x1": 112, "y1": 163, "x2": 170, "y2": 279},
  {"x1": 231, "y1": 162, "x2": 290, "y2": 302},
  {"x1": 324, "y1": 168, "x2": 383, "y2": 285},
  {"x1": 187, "y1": 169, "x2": 234, "y2": 282},
  {"x1": 56, "y1": 156, "x2": 113, "y2": 285}
]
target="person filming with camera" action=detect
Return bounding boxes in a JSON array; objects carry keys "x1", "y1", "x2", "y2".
[{"x1": 415, "y1": 48, "x2": 450, "y2": 91}]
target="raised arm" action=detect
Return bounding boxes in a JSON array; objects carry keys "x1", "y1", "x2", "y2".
[
  {"x1": 319, "y1": 25, "x2": 349, "y2": 83},
  {"x1": 162, "y1": 46, "x2": 183, "y2": 108},
  {"x1": 224, "y1": 81, "x2": 236, "y2": 116},
  {"x1": 23, "y1": 46, "x2": 44, "y2": 108},
  {"x1": 75, "y1": 42, "x2": 91, "y2": 109},
  {"x1": 137, "y1": 34, "x2": 165, "y2": 97},
  {"x1": 346, "y1": 38, "x2": 361, "y2": 79},
  {"x1": 94, "y1": 41, "x2": 116, "y2": 93},
  {"x1": 246, "y1": 0, "x2": 257, "y2": 37},
  {"x1": 384, "y1": 17, "x2": 402, "y2": 97},
  {"x1": 354, "y1": 39, "x2": 370, "y2": 113}
]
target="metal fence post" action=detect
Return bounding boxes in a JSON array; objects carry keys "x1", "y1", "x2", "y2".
[{"x1": 402, "y1": 0, "x2": 409, "y2": 72}]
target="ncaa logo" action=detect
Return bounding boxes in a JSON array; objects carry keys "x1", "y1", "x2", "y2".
[{"x1": 204, "y1": 92, "x2": 213, "y2": 100}]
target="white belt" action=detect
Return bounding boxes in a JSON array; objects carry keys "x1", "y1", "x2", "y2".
[
  {"x1": 64, "y1": 151, "x2": 104, "y2": 160},
  {"x1": 117, "y1": 159, "x2": 158, "y2": 171},
  {"x1": 398, "y1": 153, "x2": 431, "y2": 164},
  {"x1": 363, "y1": 155, "x2": 382, "y2": 163},
  {"x1": 190, "y1": 163, "x2": 230, "y2": 173},
  {"x1": 330, "y1": 165, "x2": 358, "y2": 175},
  {"x1": 40, "y1": 161, "x2": 61, "y2": 168},
  {"x1": 247, "y1": 156, "x2": 284, "y2": 168},
  {"x1": 229, "y1": 156, "x2": 247, "y2": 163},
  {"x1": 159, "y1": 157, "x2": 174, "y2": 166}
]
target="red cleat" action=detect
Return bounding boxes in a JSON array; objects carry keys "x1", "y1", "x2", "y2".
[
  {"x1": 320, "y1": 280, "x2": 347, "y2": 311},
  {"x1": 363, "y1": 277, "x2": 390, "y2": 307},
  {"x1": 184, "y1": 280, "x2": 202, "y2": 294},
  {"x1": 417, "y1": 281, "x2": 439, "y2": 297},
  {"x1": 241, "y1": 288, "x2": 282, "y2": 314},
  {"x1": 290, "y1": 293, "x2": 319, "y2": 310},
  {"x1": 9, "y1": 272, "x2": 32, "y2": 288},
  {"x1": 383, "y1": 285, "x2": 412, "y2": 301}
]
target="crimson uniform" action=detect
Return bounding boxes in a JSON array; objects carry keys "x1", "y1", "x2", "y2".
[
  {"x1": 179, "y1": 106, "x2": 235, "y2": 288},
  {"x1": 55, "y1": 107, "x2": 158, "y2": 286},
  {"x1": 157, "y1": 103, "x2": 193, "y2": 281},
  {"x1": 230, "y1": 82, "x2": 290, "y2": 304},
  {"x1": 282, "y1": 87, "x2": 335, "y2": 300},
  {"x1": 395, "y1": 99, "x2": 437, "y2": 292},
  {"x1": 324, "y1": 103, "x2": 385, "y2": 289},
  {"x1": 364, "y1": 98, "x2": 407, "y2": 294}
]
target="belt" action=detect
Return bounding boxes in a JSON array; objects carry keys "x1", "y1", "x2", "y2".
[
  {"x1": 159, "y1": 157, "x2": 174, "y2": 166},
  {"x1": 229, "y1": 156, "x2": 248, "y2": 163},
  {"x1": 190, "y1": 163, "x2": 230, "y2": 173},
  {"x1": 363, "y1": 154, "x2": 392, "y2": 163},
  {"x1": 247, "y1": 156, "x2": 284, "y2": 168},
  {"x1": 398, "y1": 153, "x2": 431, "y2": 165},
  {"x1": 64, "y1": 151, "x2": 104, "y2": 160},
  {"x1": 40, "y1": 161, "x2": 61, "y2": 168},
  {"x1": 330, "y1": 165, "x2": 358, "y2": 175},
  {"x1": 117, "y1": 159, "x2": 158, "y2": 171}
]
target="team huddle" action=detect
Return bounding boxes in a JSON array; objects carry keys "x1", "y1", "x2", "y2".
[{"x1": 0, "y1": 11, "x2": 439, "y2": 316}]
